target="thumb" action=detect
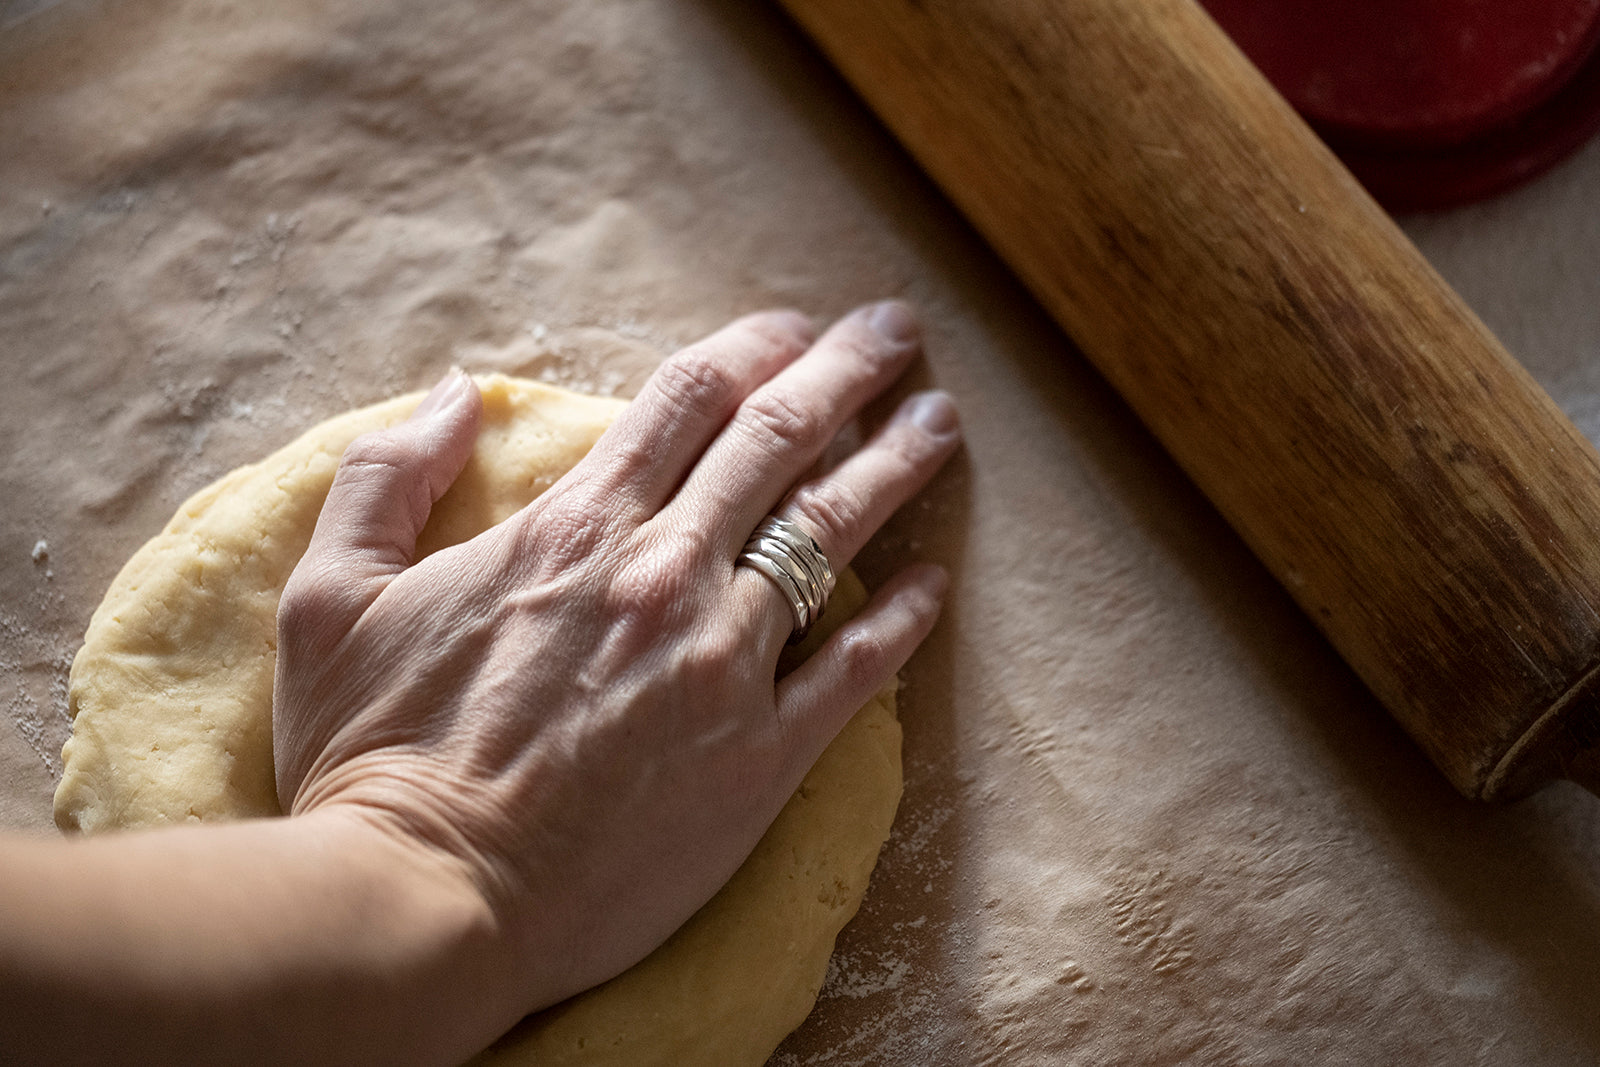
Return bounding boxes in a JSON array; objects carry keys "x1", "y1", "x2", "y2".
[{"x1": 289, "y1": 369, "x2": 483, "y2": 628}]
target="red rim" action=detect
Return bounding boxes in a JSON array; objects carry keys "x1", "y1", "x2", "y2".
[
  {"x1": 1203, "y1": 0, "x2": 1600, "y2": 209},
  {"x1": 1323, "y1": 40, "x2": 1600, "y2": 212}
]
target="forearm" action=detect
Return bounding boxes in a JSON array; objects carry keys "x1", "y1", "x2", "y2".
[{"x1": 0, "y1": 808, "x2": 519, "y2": 1065}]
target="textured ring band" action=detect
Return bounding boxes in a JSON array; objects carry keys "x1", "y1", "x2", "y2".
[
  {"x1": 736, "y1": 548, "x2": 810, "y2": 636},
  {"x1": 757, "y1": 517, "x2": 835, "y2": 598},
  {"x1": 737, "y1": 515, "x2": 835, "y2": 643},
  {"x1": 751, "y1": 535, "x2": 824, "y2": 606}
]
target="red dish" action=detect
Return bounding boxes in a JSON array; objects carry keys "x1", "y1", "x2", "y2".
[{"x1": 1201, "y1": 0, "x2": 1600, "y2": 210}]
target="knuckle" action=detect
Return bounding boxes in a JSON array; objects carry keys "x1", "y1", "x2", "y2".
[
  {"x1": 786, "y1": 481, "x2": 863, "y2": 546},
  {"x1": 338, "y1": 429, "x2": 420, "y2": 474},
  {"x1": 521, "y1": 503, "x2": 615, "y2": 575},
  {"x1": 862, "y1": 430, "x2": 934, "y2": 494},
  {"x1": 834, "y1": 625, "x2": 892, "y2": 682},
  {"x1": 606, "y1": 528, "x2": 706, "y2": 618},
  {"x1": 739, "y1": 387, "x2": 823, "y2": 454},
  {"x1": 337, "y1": 429, "x2": 436, "y2": 531},
  {"x1": 653, "y1": 350, "x2": 739, "y2": 418}
]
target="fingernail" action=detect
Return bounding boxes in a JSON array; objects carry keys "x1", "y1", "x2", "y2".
[
  {"x1": 412, "y1": 368, "x2": 472, "y2": 422},
  {"x1": 864, "y1": 300, "x2": 918, "y2": 344},
  {"x1": 767, "y1": 308, "x2": 818, "y2": 346},
  {"x1": 912, "y1": 563, "x2": 950, "y2": 613},
  {"x1": 901, "y1": 390, "x2": 960, "y2": 436}
]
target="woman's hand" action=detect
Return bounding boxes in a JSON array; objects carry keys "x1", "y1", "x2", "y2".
[{"x1": 271, "y1": 301, "x2": 962, "y2": 1013}]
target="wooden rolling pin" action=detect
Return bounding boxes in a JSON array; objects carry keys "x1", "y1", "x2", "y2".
[{"x1": 778, "y1": 0, "x2": 1600, "y2": 800}]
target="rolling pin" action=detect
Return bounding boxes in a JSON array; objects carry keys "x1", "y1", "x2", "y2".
[{"x1": 777, "y1": 0, "x2": 1600, "y2": 800}]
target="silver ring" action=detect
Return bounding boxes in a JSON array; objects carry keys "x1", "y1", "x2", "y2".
[
  {"x1": 758, "y1": 517, "x2": 835, "y2": 597},
  {"x1": 737, "y1": 515, "x2": 835, "y2": 643},
  {"x1": 736, "y1": 550, "x2": 810, "y2": 635}
]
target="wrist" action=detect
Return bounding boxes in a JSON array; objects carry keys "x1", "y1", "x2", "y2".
[
  {"x1": 290, "y1": 757, "x2": 547, "y2": 948},
  {"x1": 291, "y1": 803, "x2": 529, "y2": 1058}
]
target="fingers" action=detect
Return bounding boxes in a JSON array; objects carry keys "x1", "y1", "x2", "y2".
[
  {"x1": 729, "y1": 387, "x2": 960, "y2": 649},
  {"x1": 285, "y1": 370, "x2": 483, "y2": 630},
  {"x1": 568, "y1": 310, "x2": 815, "y2": 519},
  {"x1": 779, "y1": 390, "x2": 961, "y2": 569},
  {"x1": 666, "y1": 301, "x2": 924, "y2": 550},
  {"x1": 775, "y1": 563, "x2": 948, "y2": 755}
]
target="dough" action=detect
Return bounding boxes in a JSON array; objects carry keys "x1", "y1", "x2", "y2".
[{"x1": 54, "y1": 374, "x2": 903, "y2": 1065}]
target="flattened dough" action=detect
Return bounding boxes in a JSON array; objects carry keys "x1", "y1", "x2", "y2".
[{"x1": 54, "y1": 374, "x2": 903, "y2": 1065}]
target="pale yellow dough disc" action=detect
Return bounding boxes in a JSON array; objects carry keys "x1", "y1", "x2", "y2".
[{"x1": 54, "y1": 374, "x2": 903, "y2": 1065}]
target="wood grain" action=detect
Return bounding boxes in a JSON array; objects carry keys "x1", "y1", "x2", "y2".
[{"x1": 778, "y1": 0, "x2": 1600, "y2": 799}]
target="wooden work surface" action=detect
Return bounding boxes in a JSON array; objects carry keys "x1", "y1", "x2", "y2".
[{"x1": 2, "y1": 1, "x2": 1599, "y2": 1061}]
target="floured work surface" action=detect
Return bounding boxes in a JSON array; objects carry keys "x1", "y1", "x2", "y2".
[{"x1": 3, "y1": 0, "x2": 1600, "y2": 1062}]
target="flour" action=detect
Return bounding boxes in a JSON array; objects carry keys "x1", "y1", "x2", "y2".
[
  {"x1": 819, "y1": 948, "x2": 911, "y2": 999},
  {"x1": 0, "y1": 608, "x2": 73, "y2": 778}
]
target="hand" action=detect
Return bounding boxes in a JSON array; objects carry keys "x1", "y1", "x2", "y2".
[{"x1": 271, "y1": 301, "x2": 961, "y2": 1013}]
